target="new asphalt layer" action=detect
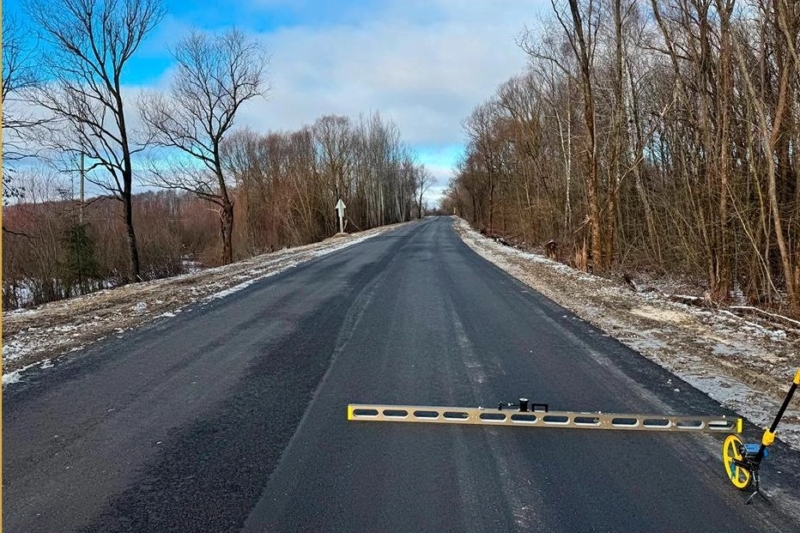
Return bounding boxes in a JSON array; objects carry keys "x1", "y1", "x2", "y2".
[{"x1": 4, "y1": 217, "x2": 800, "y2": 532}]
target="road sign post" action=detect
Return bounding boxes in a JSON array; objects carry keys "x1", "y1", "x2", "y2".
[{"x1": 335, "y1": 199, "x2": 346, "y2": 234}]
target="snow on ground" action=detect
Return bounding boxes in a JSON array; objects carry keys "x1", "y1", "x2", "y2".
[
  {"x1": 313, "y1": 234, "x2": 376, "y2": 257},
  {"x1": 2, "y1": 224, "x2": 403, "y2": 381},
  {"x1": 3, "y1": 370, "x2": 22, "y2": 386},
  {"x1": 454, "y1": 217, "x2": 800, "y2": 451}
]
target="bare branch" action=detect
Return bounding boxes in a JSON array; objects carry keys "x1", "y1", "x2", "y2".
[
  {"x1": 25, "y1": 0, "x2": 165, "y2": 281},
  {"x1": 140, "y1": 27, "x2": 270, "y2": 264}
]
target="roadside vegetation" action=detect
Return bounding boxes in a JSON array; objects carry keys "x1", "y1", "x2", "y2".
[
  {"x1": 2, "y1": 0, "x2": 429, "y2": 310},
  {"x1": 444, "y1": 0, "x2": 800, "y2": 319}
]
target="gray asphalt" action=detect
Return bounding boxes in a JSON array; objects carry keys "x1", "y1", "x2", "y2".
[{"x1": 4, "y1": 217, "x2": 800, "y2": 533}]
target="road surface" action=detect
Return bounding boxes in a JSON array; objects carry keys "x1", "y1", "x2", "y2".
[{"x1": 4, "y1": 217, "x2": 800, "y2": 532}]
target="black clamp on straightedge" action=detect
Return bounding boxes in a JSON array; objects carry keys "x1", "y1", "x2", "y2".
[{"x1": 498, "y1": 398, "x2": 549, "y2": 413}]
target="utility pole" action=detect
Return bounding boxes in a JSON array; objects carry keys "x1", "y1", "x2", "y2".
[{"x1": 79, "y1": 152, "x2": 85, "y2": 224}]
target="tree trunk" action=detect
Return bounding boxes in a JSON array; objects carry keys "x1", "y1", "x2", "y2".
[
  {"x1": 626, "y1": 52, "x2": 659, "y2": 262},
  {"x1": 220, "y1": 203, "x2": 234, "y2": 265},
  {"x1": 119, "y1": 89, "x2": 141, "y2": 282},
  {"x1": 712, "y1": 0, "x2": 733, "y2": 302},
  {"x1": 567, "y1": 0, "x2": 602, "y2": 272},
  {"x1": 124, "y1": 193, "x2": 141, "y2": 282},
  {"x1": 489, "y1": 171, "x2": 495, "y2": 233},
  {"x1": 605, "y1": 0, "x2": 624, "y2": 268}
]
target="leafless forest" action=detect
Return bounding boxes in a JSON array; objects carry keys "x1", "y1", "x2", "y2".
[
  {"x1": 1, "y1": 0, "x2": 429, "y2": 309},
  {"x1": 444, "y1": 0, "x2": 800, "y2": 317},
  {"x1": 5, "y1": 0, "x2": 800, "y2": 319}
]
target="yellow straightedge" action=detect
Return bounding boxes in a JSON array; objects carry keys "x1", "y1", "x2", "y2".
[{"x1": 347, "y1": 404, "x2": 741, "y2": 434}]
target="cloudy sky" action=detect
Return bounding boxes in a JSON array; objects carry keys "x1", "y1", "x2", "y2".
[{"x1": 6, "y1": 0, "x2": 550, "y2": 202}]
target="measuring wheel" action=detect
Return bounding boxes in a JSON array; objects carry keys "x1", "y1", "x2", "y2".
[{"x1": 723, "y1": 434, "x2": 752, "y2": 490}]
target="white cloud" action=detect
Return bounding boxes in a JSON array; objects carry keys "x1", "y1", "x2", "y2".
[
  {"x1": 232, "y1": 0, "x2": 546, "y2": 159},
  {"x1": 424, "y1": 163, "x2": 456, "y2": 205},
  {"x1": 9, "y1": 0, "x2": 550, "y2": 197}
]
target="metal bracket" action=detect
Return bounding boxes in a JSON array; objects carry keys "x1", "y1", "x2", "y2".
[{"x1": 347, "y1": 404, "x2": 741, "y2": 434}]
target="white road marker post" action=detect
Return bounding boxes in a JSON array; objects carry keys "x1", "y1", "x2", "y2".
[{"x1": 335, "y1": 199, "x2": 346, "y2": 234}]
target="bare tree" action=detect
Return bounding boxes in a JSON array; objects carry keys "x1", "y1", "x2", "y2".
[
  {"x1": 140, "y1": 28, "x2": 270, "y2": 264},
  {"x1": 447, "y1": 0, "x2": 800, "y2": 317},
  {"x1": 26, "y1": 0, "x2": 165, "y2": 281},
  {"x1": 519, "y1": 26, "x2": 579, "y2": 238},
  {"x1": 415, "y1": 166, "x2": 434, "y2": 219},
  {"x1": 730, "y1": 1, "x2": 798, "y2": 313},
  {"x1": 2, "y1": 13, "x2": 46, "y2": 161},
  {"x1": 314, "y1": 115, "x2": 354, "y2": 202},
  {"x1": 463, "y1": 101, "x2": 503, "y2": 232},
  {"x1": 2, "y1": 13, "x2": 49, "y2": 217},
  {"x1": 555, "y1": 0, "x2": 603, "y2": 270}
]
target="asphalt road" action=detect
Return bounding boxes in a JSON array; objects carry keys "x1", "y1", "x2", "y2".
[{"x1": 4, "y1": 217, "x2": 800, "y2": 533}]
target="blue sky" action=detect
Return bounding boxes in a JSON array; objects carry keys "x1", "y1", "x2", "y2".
[{"x1": 5, "y1": 0, "x2": 548, "y2": 202}]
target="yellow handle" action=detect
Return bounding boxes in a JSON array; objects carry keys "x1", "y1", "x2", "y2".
[
  {"x1": 794, "y1": 368, "x2": 800, "y2": 385},
  {"x1": 762, "y1": 429, "x2": 775, "y2": 447}
]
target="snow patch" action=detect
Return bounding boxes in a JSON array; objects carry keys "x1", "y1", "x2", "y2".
[
  {"x1": 629, "y1": 306, "x2": 692, "y2": 325},
  {"x1": 207, "y1": 279, "x2": 259, "y2": 300},
  {"x1": 313, "y1": 235, "x2": 374, "y2": 257},
  {"x1": 3, "y1": 371, "x2": 22, "y2": 386}
]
